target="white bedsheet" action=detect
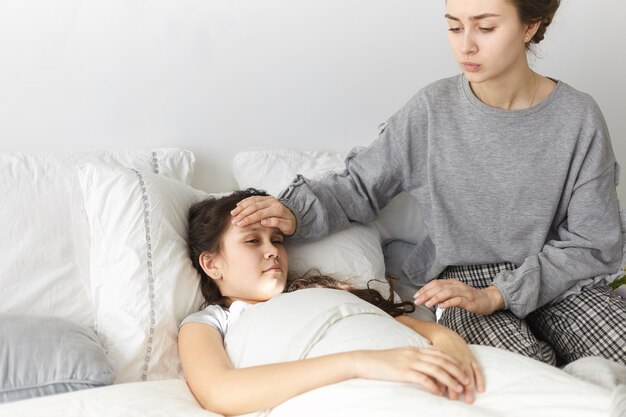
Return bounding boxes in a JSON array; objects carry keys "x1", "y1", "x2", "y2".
[{"x1": 0, "y1": 379, "x2": 218, "y2": 417}]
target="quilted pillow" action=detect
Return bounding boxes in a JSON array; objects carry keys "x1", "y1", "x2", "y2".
[
  {"x1": 0, "y1": 149, "x2": 195, "y2": 328},
  {"x1": 0, "y1": 315, "x2": 114, "y2": 403}
]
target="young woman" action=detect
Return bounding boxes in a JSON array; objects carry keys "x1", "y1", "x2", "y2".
[
  {"x1": 231, "y1": 0, "x2": 626, "y2": 367},
  {"x1": 178, "y1": 189, "x2": 484, "y2": 416}
]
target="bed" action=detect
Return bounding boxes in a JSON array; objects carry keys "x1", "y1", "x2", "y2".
[{"x1": 0, "y1": 148, "x2": 624, "y2": 417}]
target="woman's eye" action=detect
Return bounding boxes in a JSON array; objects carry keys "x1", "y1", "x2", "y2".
[
  {"x1": 448, "y1": 27, "x2": 462, "y2": 33},
  {"x1": 272, "y1": 240, "x2": 284, "y2": 245},
  {"x1": 245, "y1": 239, "x2": 259, "y2": 244},
  {"x1": 479, "y1": 27, "x2": 494, "y2": 33}
]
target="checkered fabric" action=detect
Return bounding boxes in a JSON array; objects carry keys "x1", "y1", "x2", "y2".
[{"x1": 437, "y1": 263, "x2": 626, "y2": 366}]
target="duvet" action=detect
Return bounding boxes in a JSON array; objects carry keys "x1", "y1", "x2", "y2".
[{"x1": 0, "y1": 288, "x2": 620, "y2": 417}]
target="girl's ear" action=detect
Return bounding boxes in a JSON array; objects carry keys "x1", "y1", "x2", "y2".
[{"x1": 199, "y1": 253, "x2": 222, "y2": 281}]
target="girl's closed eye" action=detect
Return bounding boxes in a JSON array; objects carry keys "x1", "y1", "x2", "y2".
[
  {"x1": 448, "y1": 26, "x2": 462, "y2": 33},
  {"x1": 479, "y1": 27, "x2": 495, "y2": 33}
]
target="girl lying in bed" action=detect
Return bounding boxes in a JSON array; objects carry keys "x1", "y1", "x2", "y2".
[{"x1": 178, "y1": 188, "x2": 484, "y2": 416}]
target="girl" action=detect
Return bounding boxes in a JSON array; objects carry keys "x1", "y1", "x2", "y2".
[
  {"x1": 178, "y1": 189, "x2": 484, "y2": 416},
  {"x1": 231, "y1": 0, "x2": 626, "y2": 366}
]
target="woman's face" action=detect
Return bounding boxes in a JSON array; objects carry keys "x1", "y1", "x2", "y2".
[
  {"x1": 445, "y1": 0, "x2": 531, "y2": 84},
  {"x1": 209, "y1": 223, "x2": 288, "y2": 304}
]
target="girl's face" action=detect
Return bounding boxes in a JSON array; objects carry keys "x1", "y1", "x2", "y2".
[
  {"x1": 445, "y1": 0, "x2": 534, "y2": 84},
  {"x1": 207, "y1": 223, "x2": 288, "y2": 305}
]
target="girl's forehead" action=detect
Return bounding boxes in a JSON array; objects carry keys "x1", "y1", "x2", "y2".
[{"x1": 225, "y1": 223, "x2": 283, "y2": 236}]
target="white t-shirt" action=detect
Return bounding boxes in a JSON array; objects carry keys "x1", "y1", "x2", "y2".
[{"x1": 179, "y1": 301, "x2": 253, "y2": 338}]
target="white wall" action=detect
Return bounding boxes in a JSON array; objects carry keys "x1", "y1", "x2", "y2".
[{"x1": 1, "y1": 0, "x2": 625, "y2": 201}]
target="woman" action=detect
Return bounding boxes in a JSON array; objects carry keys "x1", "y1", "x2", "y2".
[
  {"x1": 178, "y1": 189, "x2": 484, "y2": 416},
  {"x1": 231, "y1": 0, "x2": 626, "y2": 366}
]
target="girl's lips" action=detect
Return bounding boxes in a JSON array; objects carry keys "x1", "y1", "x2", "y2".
[
  {"x1": 263, "y1": 266, "x2": 282, "y2": 273},
  {"x1": 463, "y1": 62, "x2": 481, "y2": 72}
]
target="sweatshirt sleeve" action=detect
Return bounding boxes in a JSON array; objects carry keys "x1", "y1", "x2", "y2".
[
  {"x1": 493, "y1": 120, "x2": 623, "y2": 319},
  {"x1": 277, "y1": 100, "x2": 424, "y2": 240}
]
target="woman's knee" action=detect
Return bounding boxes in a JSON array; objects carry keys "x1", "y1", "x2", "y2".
[{"x1": 438, "y1": 307, "x2": 557, "y2": 364}]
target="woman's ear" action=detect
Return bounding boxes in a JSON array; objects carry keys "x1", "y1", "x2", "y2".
[
  {"x1": 524, "y1": 20, "x2": 540, "y2": 42},
  {"x1": 199, "y1": 253, "x2": 222, "y2": 281}
]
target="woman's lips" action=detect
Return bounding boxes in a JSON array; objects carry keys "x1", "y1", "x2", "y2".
[{"x1": 463, "y1": 62, "x2": 481, "y2": 72}]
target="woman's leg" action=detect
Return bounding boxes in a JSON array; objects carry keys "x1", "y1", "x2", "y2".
[
  {"x1": 528, "y1": 283, "x2": 626, "y2": 366},
  {"x1": 438, "y1": 264, "x2": 557, "y2": 365}
]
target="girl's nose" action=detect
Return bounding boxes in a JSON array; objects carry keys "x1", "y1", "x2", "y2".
[{"x1": 265, "y1": 243, "x2": 279, "y2": 259}]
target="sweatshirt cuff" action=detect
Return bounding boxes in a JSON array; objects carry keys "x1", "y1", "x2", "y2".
[
  {"x1": 491, "y1": 262, "x2": 540, "y2": 319},
  {"x1": 277, "y1": 175, "x2": 308, "y2": 241}
]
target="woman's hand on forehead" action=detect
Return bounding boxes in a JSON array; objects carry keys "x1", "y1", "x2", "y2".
[{"x1": 231, "y1": 196, "x2": 297, "y2": 236}]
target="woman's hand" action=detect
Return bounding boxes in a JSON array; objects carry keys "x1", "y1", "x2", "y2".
[
  {"x1": 414, "y1": 279, "x2": 504, "y2": 316},
  {"x1": 230, "y1": 195, "x2": 296, "y2": 236},
  {"x1": 354, "y1": 347, "x2": 471, "y2": 400}
]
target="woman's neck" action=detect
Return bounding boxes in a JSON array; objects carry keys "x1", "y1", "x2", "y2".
[{"x1": 471, "y1": 66, "x2": 538, "y2": 110}]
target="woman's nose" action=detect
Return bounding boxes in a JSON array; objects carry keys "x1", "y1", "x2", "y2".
[{"x1": 461, "y1": 33, "x2": 477, "y2": 55}]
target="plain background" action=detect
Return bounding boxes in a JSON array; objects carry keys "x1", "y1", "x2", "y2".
[{"x1": 1, "y1": 0, "x2": 624, "y2": 201}]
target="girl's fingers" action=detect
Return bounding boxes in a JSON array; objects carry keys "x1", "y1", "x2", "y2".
[
  {"x1": 409, "y1": 350, "x2": 469, "y2": 393},
  {"x1": 473, "y1": 360, "x2": 486, "y2": 393}
]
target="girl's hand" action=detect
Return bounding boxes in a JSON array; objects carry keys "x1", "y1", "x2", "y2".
[
  {"x1": 428, "y1": 330, "x2": 485, "y2": 403},
  {"x1": 230, "y1": 195, "x2": 296, "y2": 236},
  {"x1": 414, "y1": 279, "x2": 504, "y2": 316},
  {"x1": 354, "y1": 347, "x2": 471, "y2": 400}
]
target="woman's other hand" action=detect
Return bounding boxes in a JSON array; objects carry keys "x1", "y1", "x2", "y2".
[
  {"x1": 414, "y1": 279, "x2": 505, "y2": 316},
  {"x1": 230, "y1": 195, "x2": 296, "y2": 236}
]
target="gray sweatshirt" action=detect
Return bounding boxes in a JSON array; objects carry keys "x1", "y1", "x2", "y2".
[{"x1": 278, "y1": 74, "x2": 622, "y2": 318}]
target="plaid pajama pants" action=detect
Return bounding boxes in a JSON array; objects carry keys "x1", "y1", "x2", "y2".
[{"x1": 437, "y1": 263, "x2": 626, "y2": 366}]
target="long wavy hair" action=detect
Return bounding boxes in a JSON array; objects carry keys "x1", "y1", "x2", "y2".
[{"x1": 187, "y1": 188, "x2": 414, "y2": 316}]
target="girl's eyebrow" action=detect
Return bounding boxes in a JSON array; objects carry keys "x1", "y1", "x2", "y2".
[{"x1": 444, "y1": 13, "x2": 501, "y2": 21}]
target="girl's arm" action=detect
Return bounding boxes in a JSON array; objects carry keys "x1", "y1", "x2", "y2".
[
  {"x1": 395, "y1": 315, "x2": 485, "y2": 403},
  {"x1": 179, "y1": 322, "x2": 472, "y2": 416}
]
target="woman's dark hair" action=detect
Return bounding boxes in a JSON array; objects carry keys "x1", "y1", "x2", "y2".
[
  {"x1": 509, "y1": 0, "x2": 561, "y2": 47},
  {"x1": 187, "y1": 188, "x2": 415, "y2": 316}
]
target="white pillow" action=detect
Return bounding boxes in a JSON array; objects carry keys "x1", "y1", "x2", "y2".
[
  {"x1": 286, "y1": 224, "x2": 391, "y2": 297},
  {"x1": 232, "y1": 149, "x2": 428, "y2": 292},
  {"x1": 233, "y1": 149, "x2": 388, "y2": 290},
  {"x1": 0, "y1": 149, "x2": 195, "y2": 328},
  {"x1": 76, "y1": 163, "x2": 207, "y2": 383},
  {"x1": 233, "y1": 149, "x2": 345, "y2": 196}
]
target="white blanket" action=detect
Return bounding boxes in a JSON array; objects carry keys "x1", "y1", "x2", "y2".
[
  {"x1": 1, "y1": 288, "x2": 618, "y2": 417},
  {"x1": 225, "y1": 288, "x2": 613, "y2": 417}
]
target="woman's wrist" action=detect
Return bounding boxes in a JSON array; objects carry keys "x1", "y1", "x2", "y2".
[{"x1": 484, "y1": 286, "x2": 505, "y2": 313}]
